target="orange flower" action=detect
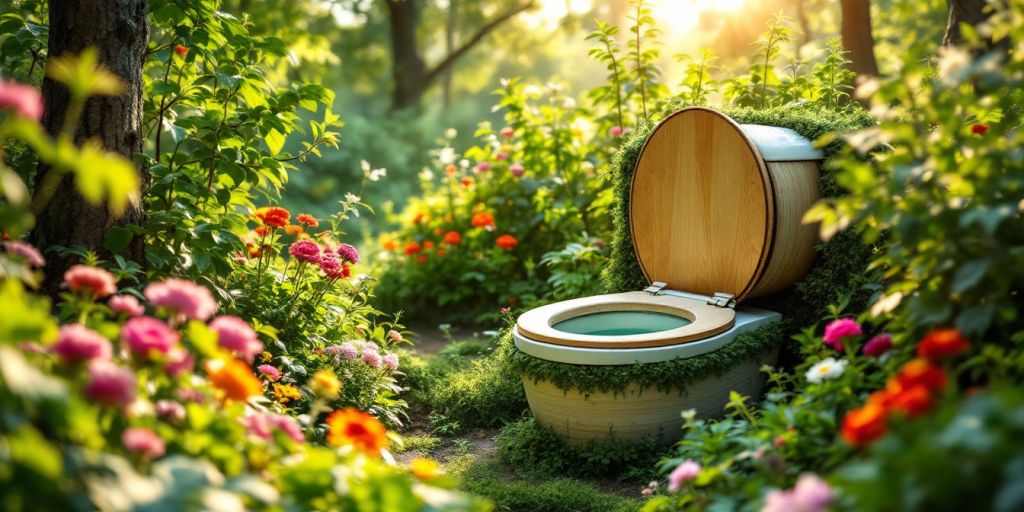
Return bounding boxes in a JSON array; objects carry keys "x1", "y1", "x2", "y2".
[
  {"x1": 416, "y1": 255, "x2": 427, "y2": 264},
  {"x1": 412, "y1": 212, "x2": 428, "y2": 224},
  {"x1": 895, "y1": 359, "x2": 946, "y2": 393},
  {"x1": 434, "y1": 228, "x2": 444, "y2": 235},
  {"x1": 917, "y1": 328, "x2": 969, "y2": 360},
  {"x1": 273, "y1": 383, "x2": 302, "y2": 403},
  {"x1": 296, "y1": 213, "x2": 319, "y2": 227},
  {"x1": 174, "y1": 44, "x2": 188, "y2": 56},
  {"x1": 461, "y1": 177, "x2": 473, "y2": 187},
  {"x1": 284, "y1": 224, "x2": 304, "y2": 236},
  {"x1": 404, "y1": 242, "x2": 421, "y2": 255},
  {"x1": 471, "y1": 212, "x2": 495, "y2": 228},
  {"x1": 840, "y1": 403, "x2": 888, "y2": 447},
  {"x1": 253, "y1": 226, "x2": 272, "y2": 237},
  {"x1": 423, "y1": 240, "x2": 435, "y2": 250},
  {"x1": 888, "y1": 384, "x2": 935, "y2": 417},
  {"x1": 206, "y1": 359, "x2": 263, "y2": 402},
  {"x1": 445, "y1": 164, "x2": 457, "y2": 175},
  {"x1": 496, "y1": 234, "x2": 518, "y2": 250},
  {"x1": 410, "y1": 457, "x2": 442, "y2": 480},
  {"x1": 382, "y1": 237, "x2": 398, "y2": 252},
  {"x1": 443, "y1": 231, "x2": 461, "y2": 246},
  {"x1": 436, "y1": 248, "x2": 447, "y2": 257},
  {"x1": 326, "y1": 408, "x2": 389, "y2": 454},
  {"x1": 255, "y1": 207, "x2": 290, "y2": 228}
]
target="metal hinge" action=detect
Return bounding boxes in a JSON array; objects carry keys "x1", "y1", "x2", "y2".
[
  {"x1": 644, "y1": 281, "x2": 668, "y2": 295},
  {"x1": 707, "y1": 292, "x2": 737, "y2": 309}
]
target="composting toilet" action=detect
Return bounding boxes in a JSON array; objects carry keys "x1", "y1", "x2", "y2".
[{"x1": 513, "y1": 107, "x2": 824, "y2": 445}]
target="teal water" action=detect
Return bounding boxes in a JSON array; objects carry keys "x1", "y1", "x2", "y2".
[{"x1": 552, "y1": 311, "x2": 691, "y2": 336}]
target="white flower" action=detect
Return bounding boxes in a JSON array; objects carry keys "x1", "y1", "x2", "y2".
[
  {"x1": 936, "y1": 46, "x2": 971, "y2": 86},
  {"x1": 438, "y1": 147, "x2": 456, "y2": 165},
  {"x1": 805, "y1": 357, "x2": 848, "y2": 384},
  {"x1": 445, "y1": 128, "x2": 458, "y2": 139},
  {"x1": 360, "y1": 160, "x2": 371, "y2": 173},
  {"x1": 419, "y1": 168, "x2": 434, "y2": 180},
  {"x1": 344, "y1": 192, "x2": 360, "y2": 203},
  {"x1": 459, "y1": 159, "x2": 470, "y2": 169},
  {"x1": 369, "y1": 167, "x2": 387, "y2": 181}
]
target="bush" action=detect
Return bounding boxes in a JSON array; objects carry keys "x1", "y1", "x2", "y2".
[{"x1": 426, "y1": 348, "x2": 528, "y2": 432}]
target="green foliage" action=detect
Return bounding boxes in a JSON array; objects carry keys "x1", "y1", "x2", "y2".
[
  {"x1": 539, "y1": 238, "x2": 608, "y2": 301},
  {"x1": 449, "y1": 454, "x2": 638, "y2": 512},
  {"x1": 675, "y1": 49, "x2": 719, "y2": 106},
  {"x1": 497, "y1": 416, "x2": 665, "y2": 481},
  {"x1": 726, "y1": 12, "x2": 791, "y2": 108},
  {"x1": 835, "y1": 387, "x2": 1024, "y2": 512},
  {"x1": 625, "y1": 0, "x2": 666, "y2": 128},
  {"x1": 813, "y1": 39, "x2": 856, "y2": 110},
  {"x1": 508, "y1": 323, "x2": 784, "y2": 396}
]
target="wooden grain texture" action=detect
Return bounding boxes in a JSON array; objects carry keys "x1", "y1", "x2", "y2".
[
  {"x1": 516, "y1": 292, "x2": 735, "y2": 349},
  {"x1": 522, "y1": 347, "x2": 779, "y2": 445},
  {"x1": 749, "y1": 161, "x2": 822, "y2": 296},
  {"x1": 630, "y1": 107, "x2": 775, "y2": 302}
]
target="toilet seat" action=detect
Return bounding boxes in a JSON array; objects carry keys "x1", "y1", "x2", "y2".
[{"x1": 516, "y1": 291, "x2": 735, "y2": 349}]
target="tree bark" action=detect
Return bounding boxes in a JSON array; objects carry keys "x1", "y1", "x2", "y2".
[
  {"x1": 839, "y1": 0, "x2": 879, "y2": 77},
  {"x1": 386, "y1": 0, "x2": 534, "y2": 111},
  {"x1": 943, "y1": 0, "x2": 1004, "y2": 49},
  {"x1": 442, "y1": 0, "x2": 459, "y2": 109},
  {"x1": 30, "y1": 0, "x2": 149, "y2": 295}
]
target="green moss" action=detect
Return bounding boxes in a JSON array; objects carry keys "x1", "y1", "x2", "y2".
[
  {"x1": 496, "y1": 417, "x2": 665, "y2": 481},
  {"x1": 448, "y1": 454, "x2": 639, "y2": 512},
  {"x1": 602, "y1": 104, "x2": 877, "y2": 328},
  {"x1": 506, "y1": 323, "x2": 784, "y2": 396},
  {"x1": 427, "y1": 346, "x2": 529, "y2": 431}
]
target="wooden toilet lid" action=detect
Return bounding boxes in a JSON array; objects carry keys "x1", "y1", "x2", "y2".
[{"x1": 630, "y1": 107, "x2": 775, "y2": 302}]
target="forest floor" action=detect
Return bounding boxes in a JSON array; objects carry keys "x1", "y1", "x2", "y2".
[{"x1": 395, "y1": 327, "x2": 644, "y2": 511}]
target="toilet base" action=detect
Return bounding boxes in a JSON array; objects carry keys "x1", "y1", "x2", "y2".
[{"x1": 521, "y1": 346, "x2": 779, "y2": 446}]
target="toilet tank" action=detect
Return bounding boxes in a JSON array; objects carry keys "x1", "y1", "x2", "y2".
[{"x1": 629, "y1": 107, "x2": 823, "y2": 301}]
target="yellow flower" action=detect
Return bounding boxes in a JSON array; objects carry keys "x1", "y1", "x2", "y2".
[
  {"x1": 410, "y1": 457, "x2": 442, "y2": 480},
  {"x1": 260, "y1": 351, "x2": 273, "y2": 363},
  {"x1": 273, "y1": 383, "x2": 302, "y2": 404},
  {"x1": 309, "y1": 369, "x2": 342, "y2": 399}
]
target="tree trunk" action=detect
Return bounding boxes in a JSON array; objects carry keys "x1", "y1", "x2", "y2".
[
  {"x1": 794, "y1": 0, "x2": 813, "y2": 62},
  {"x1": 943, "y1": 0, "x2": 1003, "y2": 49},
  {"x1": 839, "y1": 0, "x2": 879, "y2": 77},
  {"x1": 386, "y1": 0, "x2": 427, "y2": 111},
  {"x1": 442, "y1": 0, "x2": 459, "y2": 109},
  {"x1": 30, "y1": 0, "x2": 149, "y2": 295}
]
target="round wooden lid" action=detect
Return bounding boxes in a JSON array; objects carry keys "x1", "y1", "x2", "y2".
[{"x1": 629, "y1": 107, "x2": 775, "y2": 301}]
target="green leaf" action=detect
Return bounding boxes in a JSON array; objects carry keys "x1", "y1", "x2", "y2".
[
  {"x1": 952, "y1": 259, "x2": 989, "y2": 294},
  {"x1": 264, "y1": 128, "x2": 285, "y2": 156},
  {"x1": 71, "y1": 140, "x2": 140, "y2": 215},
  {"x1": 103, "y1": 227, "x2": 134, "y2": 254}
]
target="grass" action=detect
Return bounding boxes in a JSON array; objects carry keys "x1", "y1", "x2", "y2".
[{"x1": 394, "y1": 433, "x2": 442, "y2": 453}]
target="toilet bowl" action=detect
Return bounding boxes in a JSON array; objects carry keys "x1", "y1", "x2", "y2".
[{"x1": 513, "y1": 107, "x2": 824, "y2": 444}]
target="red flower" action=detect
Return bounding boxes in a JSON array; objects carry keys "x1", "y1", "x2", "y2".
[
  {"x1": 443, "y1": 231, "x2": 461, "y2": 246},
  {"x1": 423, "y1": 240, "x2": 435, "y2": 250},
  {"x1": 895, "y1": 359, "x2": 946, "y2": 393},
  {"x1": 970, "y1": 123, "x2": 988, "y2": 135},
  {"x1": 296, "y1": 213, "x2": 319, "y2": 227},
  {"x1": 840, "y1": 403, "x2": 888, "y2": 447},
  {"x1": 888, "y1": 384, "x2": 935, "y2": 417},
  {"x1": 255, "y1": 207, "x2": 290, "y2": 228},
  {"x1": 496, "y1": 234, "x2": 518, "y2": 250},
  {"x1": 416, "y1": 255, "x2": 427, "y2": 264},
  {"x1": 916, "y1": 328, "x2": 969, "y2": 360},
  {"x1": 174, "y1": 44, "x2": 188, "y2": 56},
  {"x1": 253, "y1": 226, "x2": 272, "y2": 237},
  {"x1": 412, "y1": 212, "x2": 427, "y2": 224},
  {"x1": 461, "y1": 177, "x2": 473, "y2": 187},
  {"x1": 471, "y1": 212, "x2": 495, "y2": 228},
  {"x1": 436, "y1": 249, "x2": 447, "y2": 257},
  {"x1": 404, "y1": 242, "x2": 421, "y2": 255}
]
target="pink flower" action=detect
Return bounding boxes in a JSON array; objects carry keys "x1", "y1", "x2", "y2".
[
  {"x1": 863, "y1": 334, "x2": 893, "y2": 357},
  {"x1": 383, "y1": 353, "x2": 399, "y2": 371},
  {"x1": 109, "y1": 294, "x2": 144, "y2": 317},
  {"x1": 288, "y1": 239, "x2": 321, "y2": 264},
  {"x1": 144, "y1": 278, "x2": 218, "y2": 321},
  {"x1": 121, "y1": 316, "x2": 179, "y2": 357},
  {"x1": 336, "y1": 243, "x2": 360, "y2": 264},
  {"x1": 791, "y1": 474, "x2": 834, "y2": 511},
  {"x1": 2, "y1": 241, "x2": 45, "y2": 267},
  {"x1": 257, "y1": 364, "x2": 281, "y2": 381},
  {"x1": 823, "y1": 318, "x2": 861, "y2": 351},
  {"x1": 155, "y1": 399, "x2": 186, "y2": 423},
  {"x1": 509, "y1": 163, "x2": 525, "y2": 177},
  {"x1": 164, "y1": 346, "x2": 194, "y2": 377},
  {"x1": 327, "y1": 342, "x2": 358, "y2": 360},
  {"x1": 667, "y1": 459, "x2": 701, "y2": 492},
  {"x1": 495, "y1": 152, "x2": 509, "y2": 161},
  {"x1": 52, "y1": 324, "x2": 111, "y2": 364},
  {"x1": 64, "y1": 265, "x2": 117, "y2": 298},
  {"x1": 122, "y1": 427, "x2": 165, "y2": 460},
  {"x1": 210, "y1": 315, "x2": 263, "y2": 363},
  {"x1": 245, "y1": 413, "x2": 305, "y2": 444},
  {"x1": 319, "y1": 252, "x2": 345, "y2": 280},
  {"x1": 177, "y1": 387, "x2": 205, "y2": 404},
  {"x1": 609, "y1": 126, "x2": 625, "y2": 137},
  {"x1": 500, "y1": 127, "x2": 515, "y2": 139},
  {"x1": 474, "y1": 162, "x2": 491, "y2": 173},
  {"x1": 362, "y1": 350, "x2": 382, "y2": 368},
  {"x1": 387, "y1": 330, "x2": 403, "y2": 343},
  {"x1": 0, "y1": 79, "x2": 43, "y2": 121},
  {"x1": 762, "y1": 489, "x2": 796, "y2": 512},
  {"x1": 85, "y1": 361, "x2": 136, "y2": 406}
]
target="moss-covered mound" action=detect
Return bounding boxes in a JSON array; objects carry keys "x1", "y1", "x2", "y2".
[{"x1": 602, "y1": 104, "x2": 877, "y2": 329}]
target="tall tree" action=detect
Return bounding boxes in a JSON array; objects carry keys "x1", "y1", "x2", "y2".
[
  {"x1": 839, "y1": 0, "x2": 879, "y2": 77},
  {"x1": 385, "y1": 0, "x2": 535, "y2": 111},
  {"x1": 943, "y1": 0, "x2": 1003, "y2": 48},
  {"x1": 30, "y1": 0, "x2": 149, "y2": 294}
]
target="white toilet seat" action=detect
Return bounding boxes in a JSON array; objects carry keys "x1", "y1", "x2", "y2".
[{"x1": 515, "y1": 291, "x2": 735, "y2": 349}]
